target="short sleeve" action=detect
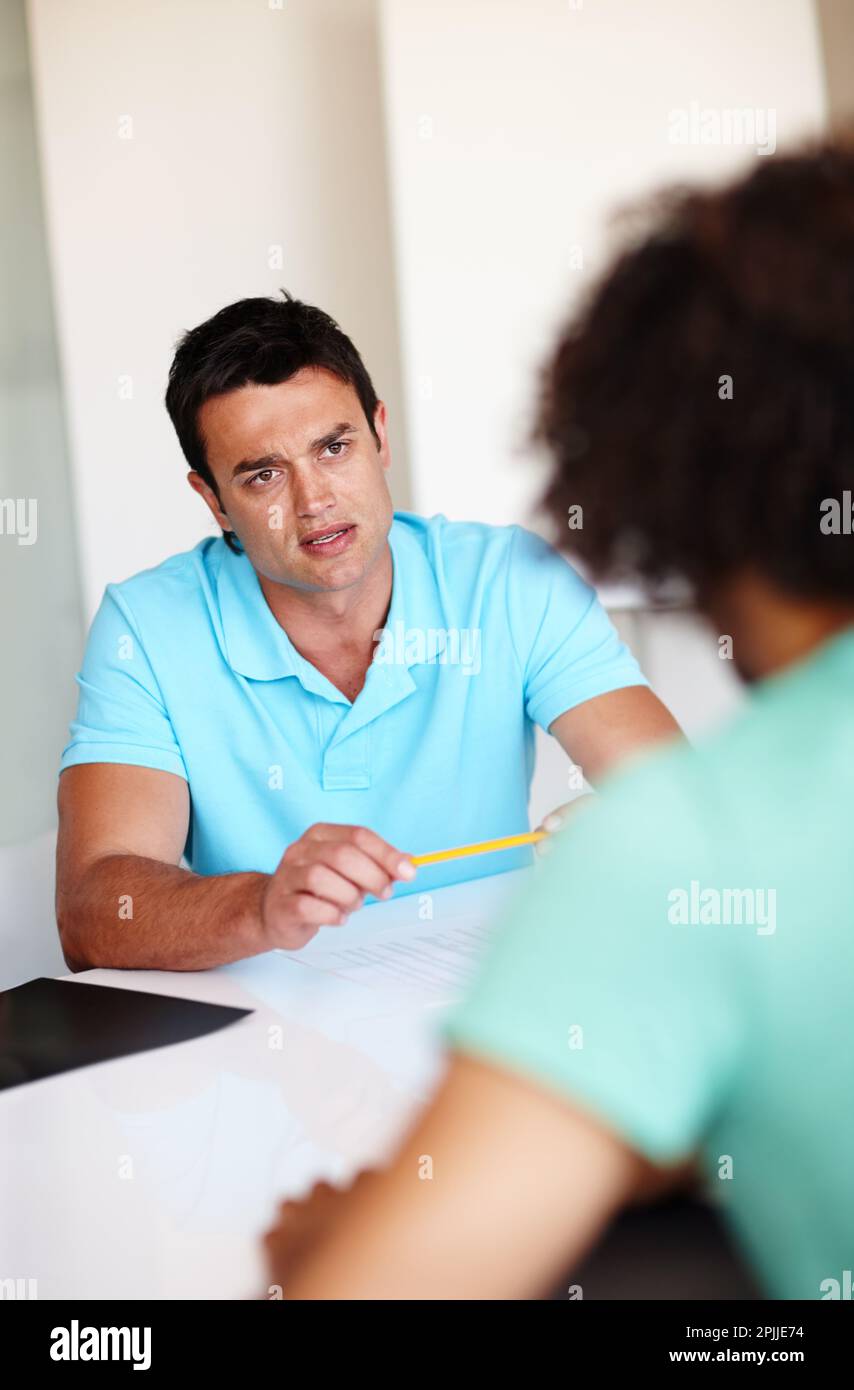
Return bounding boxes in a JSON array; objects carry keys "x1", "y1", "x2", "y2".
[
  {"x1": 59, "y1": 585, "x2": 188, "y2": 781},
  {"x1": 443, "y1": 760, "x2": 746, "y2": 1164},
  {"x1": 505, "y1": 526, "x2": 647, "y2": 731}
]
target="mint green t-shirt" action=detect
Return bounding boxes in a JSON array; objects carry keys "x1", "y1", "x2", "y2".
[{"x1": 444, "y1": 627, "x2": 854, "y2": 1300}]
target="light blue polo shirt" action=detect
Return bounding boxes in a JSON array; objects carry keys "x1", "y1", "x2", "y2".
[{"x1": 60, "y1": 512, "x2": 647, "y2": 898}]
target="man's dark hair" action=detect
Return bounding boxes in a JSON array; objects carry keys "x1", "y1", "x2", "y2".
[
  {"x1": 535, "y1": 138, "x2": 854, "y2": 604},
  {"x1": 165, "y1": 292, "x2": 380, "y2": 551}
]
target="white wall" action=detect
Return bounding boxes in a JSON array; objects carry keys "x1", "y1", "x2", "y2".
[
  {"x1": 0, "y1": 0, "x2": 83, "y2": 846},
  {"x1": 379, "y1": 0, "x2": 827, "y2": 544},
  {"x1": 27, "y1": 0, "x2": 410, "y2": 622}
]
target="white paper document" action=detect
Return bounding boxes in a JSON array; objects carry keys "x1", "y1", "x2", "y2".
[{"x1": 289, "y1": 869, "x2": 528, "y2": 1003}]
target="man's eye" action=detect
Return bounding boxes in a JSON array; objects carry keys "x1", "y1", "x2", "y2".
[
  {"x1": 248, "y1": 469, "x2": 277, "y2": 487},
  {"x1": 323, "y1": 440, "x2": 349, "y2": 458}
]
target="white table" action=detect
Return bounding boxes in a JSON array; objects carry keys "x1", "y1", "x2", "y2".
[{"x1": 0, "y1": 870, "x2": 526, "y2": 1299}]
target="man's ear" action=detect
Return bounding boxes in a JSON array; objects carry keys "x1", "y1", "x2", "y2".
[
  {"x1": 372, "y1": 401, "x2": 392, "y2": 472},
  {"x1": 187, "y1": 471, "x2": 233, "y2": 532}
]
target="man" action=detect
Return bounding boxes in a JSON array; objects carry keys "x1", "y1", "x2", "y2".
[
  {"x1": 56, "y1": 294, "x2": 677, "y2": 971},
  {"x1": 264, "y1": 142, "x2": 854, "y2": 1299}
]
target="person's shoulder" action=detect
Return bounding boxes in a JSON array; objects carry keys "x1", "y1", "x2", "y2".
[
  {"x1": 100, "y1": 538, "x2": 225, "y2": 636},
  {"x1": 394, "y1": 510, "x2": 527, "y2": 552},
  {"x1": 690, "y1": 634, "x2": 854, "y2": 829},
  {"x1": 581, "y1": 734, "x2": 719, "y2": 871},
  {"x1": 106, "y1": 538, "x2": 221, "y2": 608},
  {"x1": 579, "y1": 679, "x2": 796, "y2": 879},
  {"x1": 393, "y1": 511, "x2": 552, "y2": 576}
]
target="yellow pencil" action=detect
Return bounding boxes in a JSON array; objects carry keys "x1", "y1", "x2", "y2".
[{"x1": 411, "y1": 831, "x2": 548, "y2": 867}]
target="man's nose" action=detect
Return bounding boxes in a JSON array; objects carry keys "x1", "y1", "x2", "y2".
[{"x1": 291, "y1": 468, "x2": 336, "y2": 517}]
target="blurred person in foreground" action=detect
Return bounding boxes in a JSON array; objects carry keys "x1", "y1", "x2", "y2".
[{"x1": 265, "y1": 139, "x2": 854, "y2": 1299}]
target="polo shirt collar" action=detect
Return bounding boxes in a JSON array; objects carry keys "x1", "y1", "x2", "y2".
[
  {"x1": 217, "y1": 541, "x2": 298, "y2": 683},
  {"x1": 216, "y1": 518, "x2": 445, "y2": 692}
]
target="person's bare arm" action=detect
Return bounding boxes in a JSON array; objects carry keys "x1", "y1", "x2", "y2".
[
  {"x1": 533, "y1": 687, "x2": 682, "y2": 846},
  {"x1": 265, "y1": 1053, "x2": 684, "y2": 1300},
  {"x1": 56, "y1": 764, "x2": 414, "y2": 972},
  {"x1": 550, "y1": 686, "x2": 681, "y2": 785},
  {"x1": 56, "y1": 764, "x2": 262, "y2": 972}
]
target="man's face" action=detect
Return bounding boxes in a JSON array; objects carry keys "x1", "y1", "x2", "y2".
[{"x1": 190, "y1": 367, "x2": 393, "y2": 592}]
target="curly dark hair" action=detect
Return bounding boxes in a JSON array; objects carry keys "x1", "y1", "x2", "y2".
[{"x1": 535, "y1": 138, "x2": 854, "y2": 604}]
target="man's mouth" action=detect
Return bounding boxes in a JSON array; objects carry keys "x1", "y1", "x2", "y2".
[{"x1": 299, "y1": 524, "x2": 356, "y2": 553}]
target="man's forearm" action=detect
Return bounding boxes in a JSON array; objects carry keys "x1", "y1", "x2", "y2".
[{"x1": 57, "y1": 854, "x2": 269, "y2": 972}]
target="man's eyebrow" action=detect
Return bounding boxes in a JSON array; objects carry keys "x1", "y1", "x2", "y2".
[
  {"x1": 309, "y1": 421, "x2": 357, "y2": 452},
  {"x1": 230, "y1": 454, "x2": 285, "y2": 479}
]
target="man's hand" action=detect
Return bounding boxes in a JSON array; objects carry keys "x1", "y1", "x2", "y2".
[
  {"x1": 263, "y1": 1173, "x2": 377, "y2": 1296},
  {"x1": 260, "y1": 823, "x2": 416, "y2": 951},
  {"x1": 534, "y1": 795, "x2": 594, "y2": 857}
]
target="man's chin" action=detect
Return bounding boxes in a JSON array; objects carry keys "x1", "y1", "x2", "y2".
[{"x1": 268, "y1": 552, "x2": 369, "y2": 594}]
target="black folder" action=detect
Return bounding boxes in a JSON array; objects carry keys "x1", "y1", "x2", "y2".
[{"x1": 0, "y1": 977, "x2": 252, "y2": 1092}]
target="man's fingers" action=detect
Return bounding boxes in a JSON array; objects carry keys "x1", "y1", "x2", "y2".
[
  {"x1": 290, "y1": 845, "x2": 407, "y2": 902},
  {"x1": 263, "y1": 1174, "x2": 380, "y2": 1293},
  {"x1": 266, "y1": 825, "x2": 418, "y2": 949},
  {"x1": 266, "y1": 1178, "x2": 363, "y2": 1247},
  {"x1": 323, "y1": 844, "x2": 402, "y2": 898},
  {"x1": 306, "y1": 823, "x2": 415, "y2": 883},
  {"x1": 276, "y1": 891, "x2": 346, "y2": 930},
  {"x1": 295, "y1": 862, "x2": 368, "y2": 911},
  {"x1": 266, "y1": 1189, "x2": 333, "y2": 1242},
  {"x1": 534, "y1": 798, "x2": 595, "y2": 855},
  {"x1": 275, "y1": 1181, "x2": 340, "y2": 1223},
  {"x1": 534, "y1": 808, "x2": 570, "y2": 856}
]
